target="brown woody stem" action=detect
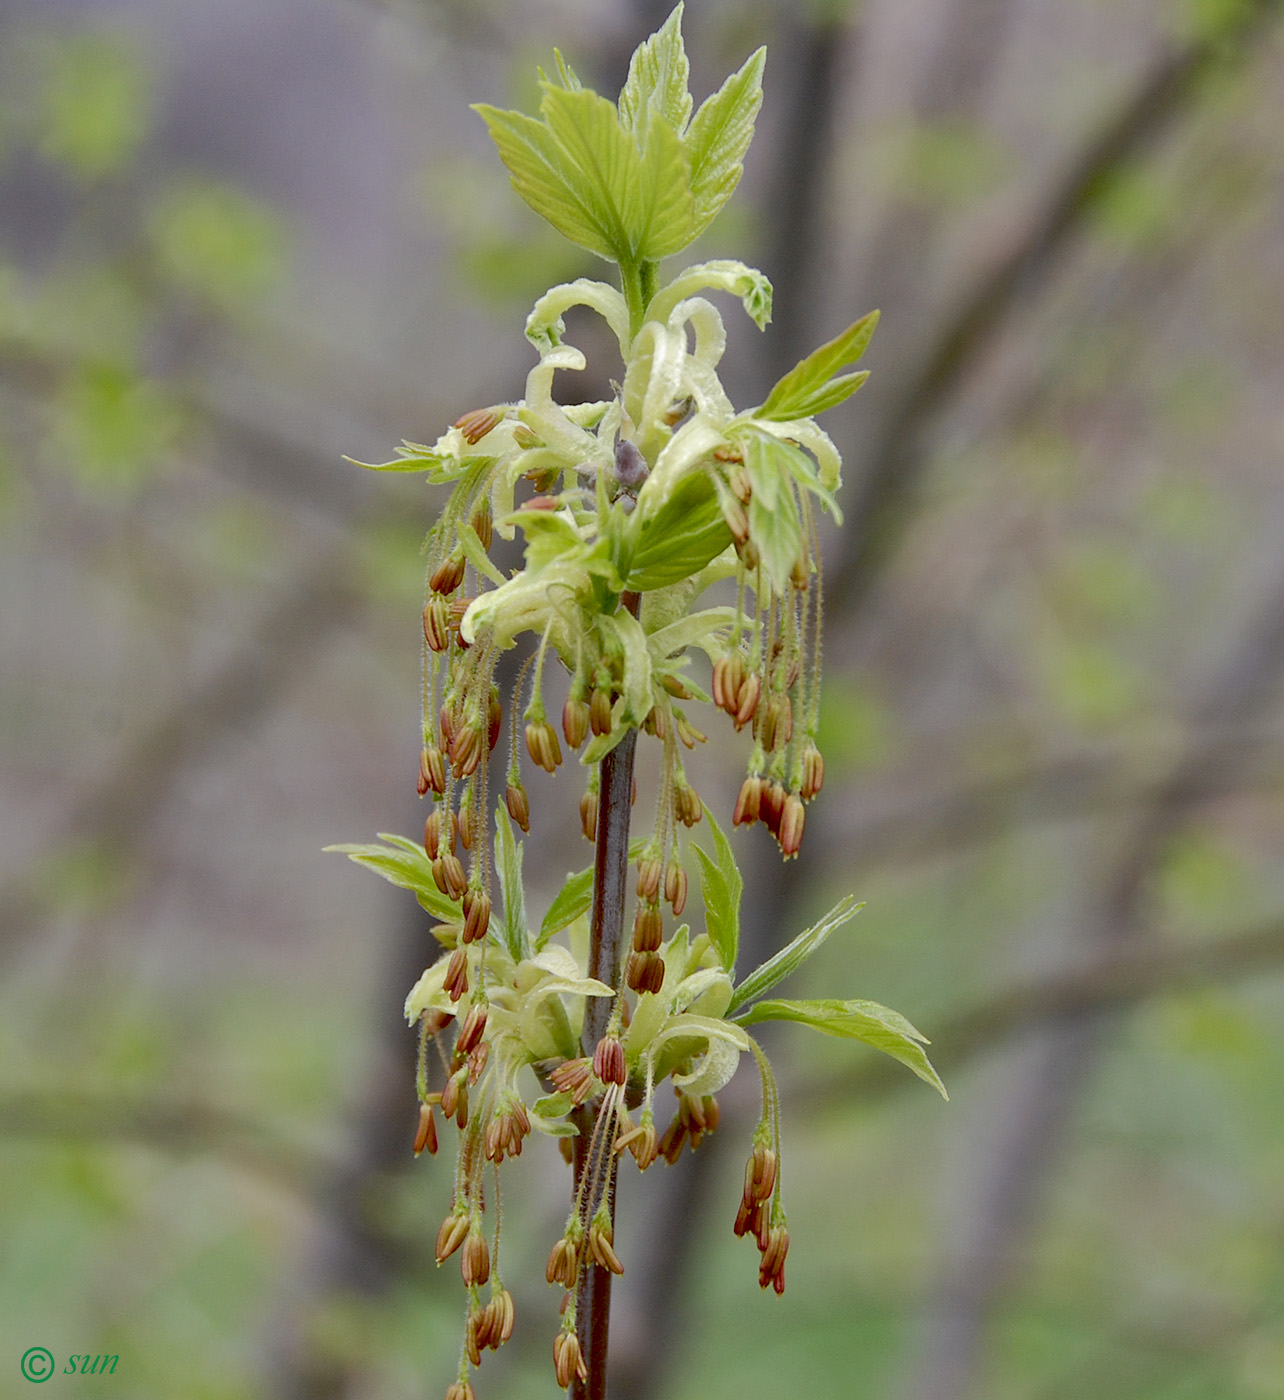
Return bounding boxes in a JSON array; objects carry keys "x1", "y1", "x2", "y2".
[{"x1": 571, "y1": 589, "x2": 640, "y2": 1400}]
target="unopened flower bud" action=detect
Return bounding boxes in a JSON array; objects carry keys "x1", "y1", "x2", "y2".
[
  {"x1": 664, "y1": 859, "x2": 688, "y2": 916},
  {"x1": 562, "y1": 696, "x2": 590, "y2": 749},
  {"x1": 589, "y1": 685, "x2": 613, "y2": 737},
  {"x1": 525, "y1": 720, "x2": 562, "y2": 773},
  {"x1": 593, "y1": 1034, "x2": 626, "y2": 1087},
  {"x1": 424, "y1": 596, "x2": 451, "y2": 652},
  {"x1": 614, "y1": 436, "x2": 648, "y2": 489},
  {"x1": 632, "y1": 902, "x2": 663, "y2": 952},
  {"x1": 778, "y1": 793, "x2": 805, "y2": 857},
  {"x1": 461, "y1": 889, "x2": 491, "y2": 944},
  {"x1": 414, "y1": 1101, "x2": 438, "y2": 1156},
  {"x1": 579, "y1": 788, "x2": 598, "y2": 843},
  {"x1": 457, "y1": 1003, "x2": 488, "y2": 1054},
  {"x1": 506, "y1": 781, "x2": 530, "y2": 832},
  {"x1": 429, "y1": 552, "x2": 466, "y2": 596}
]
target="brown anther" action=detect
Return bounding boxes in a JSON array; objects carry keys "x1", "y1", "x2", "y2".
[
  {"x1": 513, "y1": 423, "x2": 539, "y2": 449},
  {"x1": 437, "y1": 851, "x2": 468, "y2": 901},
  {"x1": 712, "y1": 444, "x2": 744, "y2": 464},
  {"x1": 440, "y1": 1070, "x2": 468, "y2": 1124},
  {"x1": 487, "y1": 690, "x2": 502, "y2": 751},
  {"x1": 674, "y1": 782, "x2": 703, "y2": 827},
  {"x1": 424, "y1": 811, "x2": 442, "y2": 859},
  {"x1": 461, "y1": 1230, "x2": 490, "y2": 1288},
  {"x1": 661, "y1": 674, "x2": 694, "y2": 699},
  {"x1": 554, "y1": 1330, "x2": 587, "y2": 1389},
  {"x1": 458, "y1": 803, "x2": 475, "y2": 851},
  {"x1": 778, "y1": 792, "x2": 805, "y2": 857},
  {"x1": 435, "y1": 1210, "x2": 469, "y2": 1262},
  {"x1": 521, "y1": 494, "x2": 561, "y2": 511},
  {"x1": 424, "y1": 596, "x2": 451, "y2": 652},
  {"x1": 579, "y1": 788, "x2": 598, "y2": 843},
  {"x1": 713, "y1": 651, "x2": 745, "y2": 714},
  {"x1": 626, "y1": 950, "x2": 665, "y2": 995},
  {"x1": 466, "y1": 1306, "x2": 486, "y2": 1364},
  {"x1": 733, "y1": 1196, "x2": 756, "y2": 1237},
  {"x1": 734, "y1": 673, "x2": 761, "y2": 729},
  {"x1": 525, "y1": 720, "x2": 562, "y2": 773},
  {"x1": 445, "y1": 1381, "x2": 475, "y2": 1400},
  {"x1": 702, "y1": 1094, "x2": 720, "y2": 1133},
  {"x1": 587, "y1": 1219, "x2": 624, "y2": 1275},
  {"x1": 676, "y1": 715, "x2": 705, "y2": 748},
  {"x1": 467, "y1": 1040, "x2": 489, "y2": 1084},
  {"x1": 589, "y1": 685, "x2": 613, "y2": 737},
  {"x1": 631, "y1": 902, "x2": 663, "y2": 952},
  {"x1": 724, "y1": 498, "x2": 749, "y2": 545},
  {"x1": 450, "y1": 723, "x2": 483, "y2": 779},
  {"x1": 636, "y1": 855, "x2": 662, "y2": 901},
  {"x1": 470, "y1": 500, "x2": 494, "y2": 550},
  {"x1": 462, "y1": 889, "x2": 491, "y2": 944},
  {"x1": 802, "y1": 743, "x2": 825, "y2": 800},
  {"x1": 593, "y1": 1034, "x2": 626, "y2": 1087},
  {"x1": 733, "y1": 774, "x2": 763, "y2": 827},
  {"x1": 664, "y1": 859, "x2": 688, "y2": 916},
  {"x1": 443, "y1": 948, "x2": 469, "y2": 1003},
  {"x1": 429, "y1": 552, "x2": 466, "y2": 596},
  {"x1": 439, "y1": 705, "x2": 457, "y2": 750},
  {"x1": 422, "y1": 745, "x2": 446, "y2": 795},
  {"x1": 549, "y1": 1057, "x2": 596, "y2": 1106},
  {"x1": 760, "y1": 781, "x2": 786, "y2": 836},
  {"x1": 457, "y1": 1003, "x2": 488, "y2": 1054},
  {"x1": 762, "y1": 693, "x2": 793, "y2": 752},
  {"x1": 728, "y1": 462, "x2": 752, "y2": 500},
  {"x1": 506, "y1": 781, "x2": 530, "y2": 832},
  {"x1": 625, "y1": 1118, "x2": 659, "y2": 1170},
  {"x1": 662, "y1": 393, "x2": 694, "y2": 427},
  {"x1": 746, "y1": 1142, "x2": 778, "y2": 1204},
  {"x1": 758, "y1": 1225, "x2": 789, "y2": 1294},
  {"x1": 453, "y1": 406, "x2": 503, "y2": 445},
  {"x1": 645, "y1": 704, "x2": 671, "y2": 741},
  {"x1": 562, "y1": 696, "x2": 590, "y2": 749},
  {"x1": 546, "y1": 1235, "x2": 580, "y2": 1289},
  {"x1": 414, "y1": 1101, "x2": 438, "y2": 1156}
]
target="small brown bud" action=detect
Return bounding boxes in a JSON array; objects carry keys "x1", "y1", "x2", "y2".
[
  {"x1": 554, "y1": 1330, "x2": 587, "y2": 1389},
  {"x1": 626, "y1": 950, "x2": 665, "y2": 994},
  {"x1": 760, "y1": 781, "x2": 786, "y2": 836},
  {"x1": 758, "y1": 1225, "x2": 789, "y2": 1294},
  {"x1": 562, "y1": 696, "x2": 590, "y2": 750},
  {"x1": 744, "y1": 1142, "x2": 778, "y2": 1206},
  {"x1": 414, "y1": 1102, "x2": 438, "y2": 1156},
  {"x1": 450, "y1": 723, "x2": 483, "y2": 779},
  {"x1": 454, "y1": 406, "x2": 503, "y2": 445},
  {"x1": 713, "y1": 652, "x2": 745, "y2": 714},
  {"x1": 439, "y1": 704, "x2": 457, "y2": 751},
  {"x1": 424, "y1": 811, "x2": 442, "y2": 859},
  {"x1": 661, "y1": 673, "x2": 694, "y2": 699},
  {"x1": 457, "y1": 1003, "x2": 488, "y2": 1054},
  {"x1": 462, "y1": 889, "x2": 491, "y2": 944},
  {"x1": 579, "y1": 788, "x2": 598, "y2": 843},
  {"x1": 435, "y1": 1210, "x2": 469, "y2": 1262},
  {"x1": 802, "y1": 743, "x2": 825, "y2": 800},
  {"x1": 424, "y1": 596, "x2": 451, "y2": 652},
  {"x1": 664, "y1": 859, "x2": 688, "y2": 916},
  {"x1": 550, "y1": 1057, "x2": 596, "y2": 1106},
  {"x1": 443, "y1": 948, "x2": 469, "y2": 1003},
  {"x1": 734, "y1": 673, "x2": 761, "y2": 729},
  {"x1": 631, "y1": 902, "x2": 663, "y2": 952},
  {"x1": 733, "y1": 775, "x2": 763, "y2": 827},
  {"x1": 674, "y1": 782, "x2": 703, "y2": 827},
  {"x1": 763, "y1": 694, "x2": 793, "y2": 752},
  {"x1": 778, "y1": 793, "x2": 805, "y2": 857},
  {"x1": 440, "y1": 1070, "x2": 467, "y2": 1123},
  {"x1": 589, "y1": 685, "x2": 613, "y2": 737},
  {"x1": 506, "y1": 781, "x2": 530, "y2": 832},
  {"x1": 593, "y1": 1034, "x2": 626, "y2": 1087},
  {"x1": 488, "y1": 690, "x2": 502, "y2": 751},
  {"x1": 636, "y1": 854, "x2": 662, "y2": 901},
  {"x1": 588, "y1": 1218, "x2": 624, "y2": 1275},
  {"x1": 461, "y1": 1230, "x2": 490, "y2": 1288},
  {"x1": 429, "y1": 552, "x2": 466, "y2": 596},
  {"x1": 525, "y1": 719, "x2": 562, "y2": 773}
]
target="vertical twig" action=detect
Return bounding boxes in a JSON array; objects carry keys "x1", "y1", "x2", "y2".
[{"x1": 572, "y1": 590, "x2": 641, "y2": 1400}]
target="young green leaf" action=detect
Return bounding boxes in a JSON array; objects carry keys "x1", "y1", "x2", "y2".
[
  {"x1": 749, "y1": 477, "x2": 803, "y2": 595},
  {"x1": 635, "y1": 106, "x2": 697, "y2": 259},
  {"x1": 690, "y1": 809, "x2": 742, "y2": 973},
  {"x1": 757, "y1": 310, "x2": 879, "y2": 421},
  {"x1": 618, "y1": 3, "x2": 692, "y2": 137},
  {"x1": 326, "y1": 835, "x2": 459, "y2": 923},
  {"x1": 494, "y1": 807, "x2": 531, "y2": 963},
  {"x1": 727, "y1": 894, "x2": 863, "y2": 1013},
  {"x1": 539, "y1": 839, "x2": 649, "y2": 948},
  {"x1": 735, "y1": 997, "x2": 948, "y2": 1098},
  {"x1": 684, "y1": 46, "x2": 765, "y2": 237}
]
